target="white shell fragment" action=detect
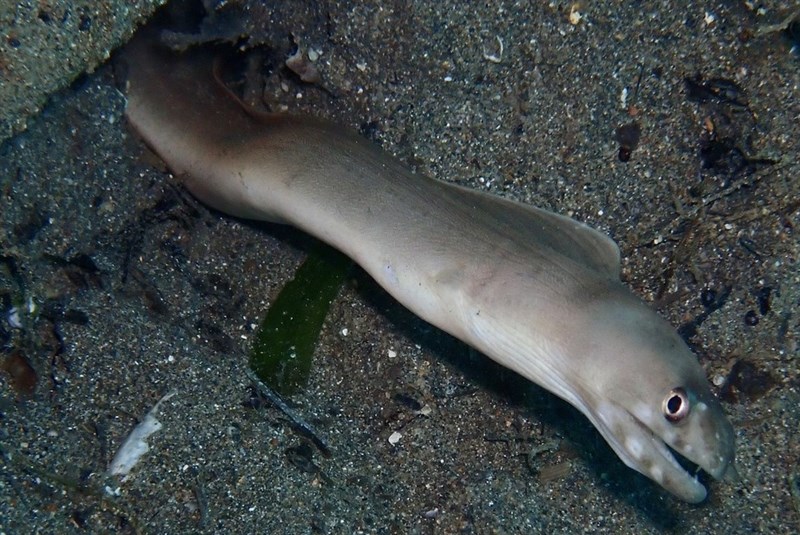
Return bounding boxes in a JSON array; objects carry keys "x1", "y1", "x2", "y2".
[
  {"x1": 482, "y1": 36, "x2": 504, "y2": 63},
  {"x1": 108, "y1": 390, "x2": 177, "y2": 478}
]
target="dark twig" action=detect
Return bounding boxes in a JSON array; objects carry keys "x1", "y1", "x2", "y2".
[{"x1": 245, "y1": 368, "x2": 332, "y2": 457}]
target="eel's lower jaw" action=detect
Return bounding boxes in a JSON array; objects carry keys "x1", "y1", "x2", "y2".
[
  {"x1": 653, "y1": 432, "x2": 737, "y2": 503},
  {"x1": 587, "y1": 408, "x2": 708, "y2": 502},
  {"x1": 651, "y1": 438, "x2": 708, "y2": 503},
  {"x1": 612, "y1": 408, "x2": 720, "y2": 502}
]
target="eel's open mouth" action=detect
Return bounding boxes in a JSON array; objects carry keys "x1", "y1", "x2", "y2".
[{"x1": 586, "y1": 402, "x2": 734, "y2": 503}]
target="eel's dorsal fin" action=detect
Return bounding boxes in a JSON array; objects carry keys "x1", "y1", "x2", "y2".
[{"x1": 454, "y1": 185, "x2": 622, "y2": 280}]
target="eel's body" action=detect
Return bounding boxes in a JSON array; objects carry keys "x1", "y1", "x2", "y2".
[{"x1": 119, "y1": 32, "x2": 735, "y2": 502}]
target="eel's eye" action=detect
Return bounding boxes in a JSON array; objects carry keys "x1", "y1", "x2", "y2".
[{"x1": 663, "y1": 387, "x2": 690, "y2": 423}]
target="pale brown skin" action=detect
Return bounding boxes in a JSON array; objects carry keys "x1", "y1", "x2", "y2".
[{"x1": 119, "y1": 30, "x2": 735, "y2": 502}]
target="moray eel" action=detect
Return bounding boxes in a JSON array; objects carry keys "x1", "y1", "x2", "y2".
[{"x1": 118, "y1": 31, "x2": 735, "y2": 502}]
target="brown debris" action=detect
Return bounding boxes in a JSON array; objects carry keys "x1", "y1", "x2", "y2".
[{"x1": 1, "y1": 350, "x2": 38, "y2": 398}]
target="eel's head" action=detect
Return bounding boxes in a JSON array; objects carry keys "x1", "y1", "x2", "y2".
[{"x1": 569, "y1": 292, "x2": 736, "y2": 503}]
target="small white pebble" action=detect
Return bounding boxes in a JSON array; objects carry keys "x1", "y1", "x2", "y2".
[
  {"x1": 308, "y1": 48, "x2": 320, "y2": 61},
  {"x1": 713, "y1": 374, "x2": 725, "y2": 387},
  {"x1": 388, "y1": 431, "x2": 402, "y2": 445},
  {"x1": 356, "y1": 62, "x2": 367, "y2": 72},
  {"x1": 423, "y1": 508, "x2": 440, "y2": 519},
  {"x1": 569, "y1": 4, "x2": 583, "y2": 25},
  {"x1": 7, "y1": 307, "x2": 22, "y2": 329},
  {"x1": 340, "y1": 328, "x2": 349, "y2": 336},
  {"x1": 388, "y1": 349, "x2": 397, "y2": 358}
]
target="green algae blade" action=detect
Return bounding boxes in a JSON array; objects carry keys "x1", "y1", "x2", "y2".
[{"x1": 249, "y1": 244, "x2": 351, "y2": 396}]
